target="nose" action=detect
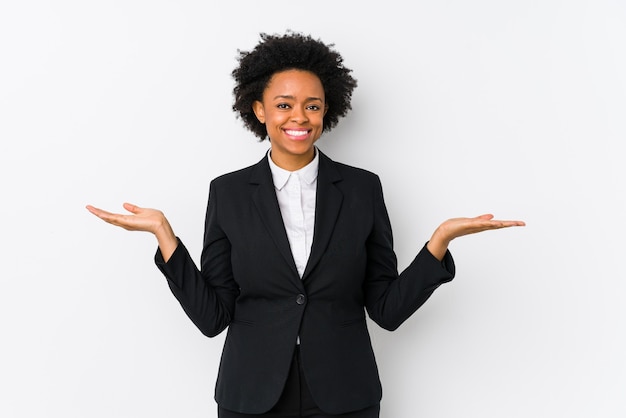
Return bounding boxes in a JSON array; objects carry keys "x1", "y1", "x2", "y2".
[{"x1": 290, "y1": 106, "x2": 308, "y2": 123}]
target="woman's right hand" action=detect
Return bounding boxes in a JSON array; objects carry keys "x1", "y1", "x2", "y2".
[{"x1": 86, "y1": 203, "x2": 178, "y2": 261}]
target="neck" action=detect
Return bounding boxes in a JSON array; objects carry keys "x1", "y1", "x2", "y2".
[{"x1": 270, "y1": 149, "x2": 315, "y2": 171}]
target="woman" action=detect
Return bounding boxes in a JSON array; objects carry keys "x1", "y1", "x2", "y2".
[{"x1": 87, "y1": 31, "x2": 524, "y2": 418}]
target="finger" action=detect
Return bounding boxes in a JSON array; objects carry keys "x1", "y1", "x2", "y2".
[
  {"x1": 475, "y1": 214, "x2": 494, "y2": 220},
  {"x1": 122, "y1": 202, "x2": 141, "y2": 214},
  {"x1": 500, "y1": 220, "x2": 525, "y2": 227},
  {"x1": 86, "y1": 205, "x2": 125, "y2": 224},
  {"x1": 86, "y1": 205, "x2": 112, "y2": 218},
  {"x1": 485, "y1": 220, "x2": 526, "y2": 229}
]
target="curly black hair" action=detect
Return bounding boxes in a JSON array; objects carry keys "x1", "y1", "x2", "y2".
[{"x1": 232, "y1": 31, "x2": 358, "y2": 141}]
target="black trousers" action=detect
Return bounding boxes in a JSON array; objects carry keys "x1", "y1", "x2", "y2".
[{"x1": 218, "y1": 347, "x2": 380, "y2": 418}]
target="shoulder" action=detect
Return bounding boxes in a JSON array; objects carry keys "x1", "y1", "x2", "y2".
[
  {"x1": 320, "y1": 151, "x2": 382, "y2": 186},
  {"x1": 209, "y1": 158, "x2": 266, "y2": 189},
  {"x1": 211, "y1": 166, "x2": 252, "y2": 184},
  {"x1": 334, "y1": 160, "x2": 379, "y2": 180}
]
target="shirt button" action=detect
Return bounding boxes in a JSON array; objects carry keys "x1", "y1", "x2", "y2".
[{"x1": 296, "y1": 294, "x2": 306, "y2": 305}]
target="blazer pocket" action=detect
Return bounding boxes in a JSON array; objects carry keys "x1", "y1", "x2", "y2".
[{"x1": 230, "y1": 318, "x2": 255, "y2": 327}]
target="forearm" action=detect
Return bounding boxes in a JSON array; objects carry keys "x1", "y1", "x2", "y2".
[
  {"x1": 155, "y1": 239, "x2": 238, "y2": 337},
  {"x1": 366, "y1": 244, "x2": 455, "y2": 331},
  {"x1": 154, "y1": 217, "x2": 178, "y2": 262},
  {"x1": 426, "y1": 226, "x2": 451, "y2": 261}
]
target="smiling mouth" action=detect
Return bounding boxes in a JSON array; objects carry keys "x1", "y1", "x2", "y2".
[{"x1": 285, "y1": 129, "x2": 309, "y2": 137}]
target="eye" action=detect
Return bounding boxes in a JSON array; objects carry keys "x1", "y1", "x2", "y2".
[
  {"x1": 307, "y1": 104, "x2": 321, "y2": 111},
  {"x1": 276, "y1": 103, "x2": 290, "y2": 109}
]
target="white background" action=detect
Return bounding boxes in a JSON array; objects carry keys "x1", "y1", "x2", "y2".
[{"x1": 1, "y1": 1, "x2": 625, "y2": 417}]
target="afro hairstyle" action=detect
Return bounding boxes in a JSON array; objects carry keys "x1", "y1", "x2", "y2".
[{"x1": 231, "y1": 30, "x2": 358, "y2": 141}]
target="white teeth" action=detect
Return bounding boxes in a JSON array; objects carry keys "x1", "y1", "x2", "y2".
[{"x1": 285, "y1": 130, "x2": 307, "y2": 136}]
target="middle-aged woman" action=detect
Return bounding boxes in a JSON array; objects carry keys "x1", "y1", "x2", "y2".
[{"x1": 87, "y1": 31, "x2": 525, "y2": 418}]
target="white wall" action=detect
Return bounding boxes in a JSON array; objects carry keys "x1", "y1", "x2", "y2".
[{"x1": 1, "y1": 1, "x2": 624, "y2": 417}]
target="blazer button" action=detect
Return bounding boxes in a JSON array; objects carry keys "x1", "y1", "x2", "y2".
[{"x1": 296, "y1": 294, "x2": 306, "y2": 305}]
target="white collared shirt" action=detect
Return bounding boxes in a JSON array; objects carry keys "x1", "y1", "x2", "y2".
[{"x1": 267, "y1": 148, "x2": 319, "y2": 278}]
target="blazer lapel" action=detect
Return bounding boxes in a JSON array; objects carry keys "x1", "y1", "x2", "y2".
[
  {"x1": 249, "y1": 157, "x2": 300, "y2": 278},
  {"x1": 302, "y1": 151, "x2": 343, "y2": 280}
]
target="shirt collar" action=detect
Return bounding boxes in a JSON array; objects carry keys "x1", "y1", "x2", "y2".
[{"x1": 267, "y1": 147, "x2": 320, "y2": 191}]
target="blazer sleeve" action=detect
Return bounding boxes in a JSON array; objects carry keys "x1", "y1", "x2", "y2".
[
  {"x1": 154, "y1": 180, "x2": 239, "y2": 337},
  {"x1": 363, "y1": 175, "x2": 455, "y2": 331}
]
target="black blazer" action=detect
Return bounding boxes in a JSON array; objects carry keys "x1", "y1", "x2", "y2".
[{"x1": 155, "y1": 150, "x2": 455, "y2": 415}]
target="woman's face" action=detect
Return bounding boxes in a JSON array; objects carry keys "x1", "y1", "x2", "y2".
[{"x1": 253, "y1": 69, "x2": 327, "y2": 171}]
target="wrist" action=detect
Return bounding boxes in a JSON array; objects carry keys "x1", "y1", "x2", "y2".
[
  {"x1": 154, "y1": 218, "x2": 175, "y2": 242},
  {"x1": 154, "y1": 216, "x2": 178, "y2": 262},
  {"x1": 427, "y1": 227, "x2": 451, "y2": 261}
]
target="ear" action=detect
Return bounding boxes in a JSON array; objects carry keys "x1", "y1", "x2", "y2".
[
  {"x1": 252, "y1": 100, "x2": 265, "y2": 124},
  {"x1": 324, "y1": 104, "x2": 329, "y2": 117}
]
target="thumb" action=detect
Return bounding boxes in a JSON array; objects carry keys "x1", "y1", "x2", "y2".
[{"x1": 123, "y1": 202, "x2": 141, "y2": 214}]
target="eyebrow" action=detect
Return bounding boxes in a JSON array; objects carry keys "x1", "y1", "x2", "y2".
[{"x1": 272, "y1": 95, "x2": 324, "y2": 102}]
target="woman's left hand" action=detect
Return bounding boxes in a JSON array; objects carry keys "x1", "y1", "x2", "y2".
[{"x1": 427, "y1": 214, "x2": 525, "y2": 260}]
